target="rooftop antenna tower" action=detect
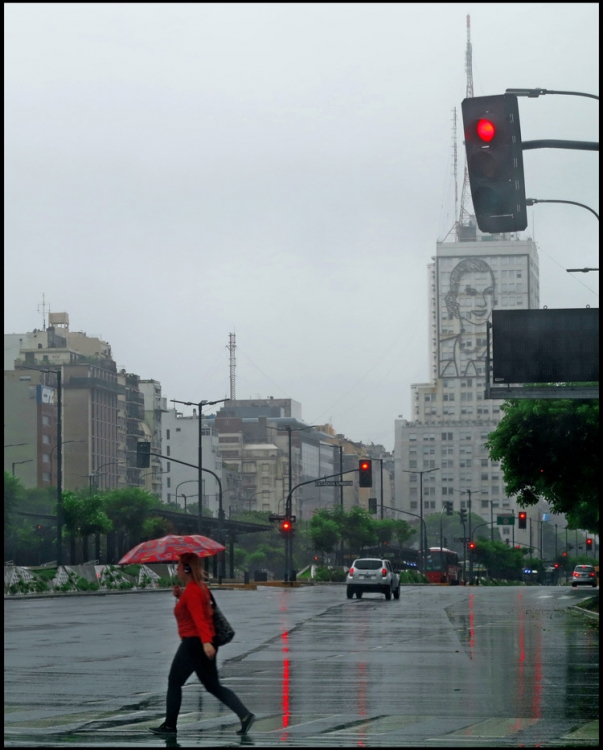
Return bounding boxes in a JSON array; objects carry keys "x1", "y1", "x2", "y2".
[
  {"x1": 457, "y1": 14, "x2": 475, "y2": 239},
  {"x1": 228, "y1": 332, "x2": 236, "y2": 401},
  {"x1": 37, "y1": 293, "x2": 50, "y2": 331}
]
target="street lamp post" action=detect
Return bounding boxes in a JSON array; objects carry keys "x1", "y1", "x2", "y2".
[
  {"x1": 172, "y1": 397, "x2": 229, "y2": 540},
  {"x1": 267, "y1": 422, "x2": 318, "y2": 581},
  {"x1": 12, "y1": 459, "x2": 33, "y2": 476},
  {"x1": 401, "y1": 468, "x2": 440, "y2": 572},
  {"x1": 174, "y1": 479, "x2": 198, "y2": 508},
  {"x1": 460, "y1": 488, "x2": 486, "y2": 584},
  {"x1": 49, "y1": 440, "x2": 84, "y2": 485}
]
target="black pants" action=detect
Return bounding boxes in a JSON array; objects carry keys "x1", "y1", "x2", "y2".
[{"x1": 165, "y1": 637, "x2": 249, "y2": 728}]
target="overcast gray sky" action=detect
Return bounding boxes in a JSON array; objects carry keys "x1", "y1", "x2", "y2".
[{"x1": 4, "y1": 3, "x2": 599, "y2": 451}]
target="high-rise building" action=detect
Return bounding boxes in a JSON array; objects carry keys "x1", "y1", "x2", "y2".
[{"x1": 395, "y1": 229, "x2": 541, "y2": 548}]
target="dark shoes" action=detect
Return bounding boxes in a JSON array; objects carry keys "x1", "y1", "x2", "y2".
[
  {"x1": 149, "y1": 722, "x2": 177, "y2": 736},
  {"x1": 236, "y1": 713, "x2": 256, "y2": 735}
]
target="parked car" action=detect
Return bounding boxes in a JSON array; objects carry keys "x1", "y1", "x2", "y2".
[
  {"x1": 346, "y1": 558, "x2": 400, "y2": 600},
  {"x1": 572, "y1": 564, "x2": 597, "y2": 588}
]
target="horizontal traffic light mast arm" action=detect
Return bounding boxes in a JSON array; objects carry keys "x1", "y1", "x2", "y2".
[
  {"x1": 148, "y1": 451, "x2": 222, "y2": 484},
  {"x1": 285, "y1": 468, "x2": 359, "y2": 516},
  {"x1": 526, "y1": 198, "x2": 599, "y2": 221},
  {"x1": 506, "y1": 88, "x2": 599, "y2": 101},
  {"x1": 522, "y1": 139, "x2": 598, "y2": 151}
]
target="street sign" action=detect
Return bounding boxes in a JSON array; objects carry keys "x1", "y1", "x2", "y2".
[
  {"x1": 268, "y1": 514, "x2": 296, "y2": 523},
  {"x1": 315, "y1": 480, "x2": 353, "y2": 487},
  {"x1": 497, "y1": 515, "x2": 515, "y2": 526}
]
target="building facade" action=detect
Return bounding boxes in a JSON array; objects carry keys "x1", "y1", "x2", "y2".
[{"x1": 395, "y1": 232, "x2": 541, "y2": 548}]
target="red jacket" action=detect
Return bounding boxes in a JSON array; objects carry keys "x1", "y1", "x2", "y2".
[{"x1": 174, "y1": 581, "x2": 216, "y2": 644}]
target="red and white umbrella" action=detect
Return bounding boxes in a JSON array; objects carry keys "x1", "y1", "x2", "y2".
[{"x1": 118, "y1": 534, "x2": 226, "y2": 565}]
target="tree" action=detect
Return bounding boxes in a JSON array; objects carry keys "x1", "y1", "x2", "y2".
[
  {"x1": 486, "y1": 399, "x2": 598, "y2": 533},
  {"x1": 102, "y1": 488, "x2": 160, "y2": 558},
  {"x1": 473, "y1": 539, "x2": 525, "y2": 580},
  {"x1": 342, "y1": 506, "x2": 377, "y2": 552},
  {"x1": 309, "y1": 513, "x2": 340, "y2": 561}
]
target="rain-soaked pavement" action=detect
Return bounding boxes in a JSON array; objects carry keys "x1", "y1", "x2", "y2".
[{"x1": 4, "y1": 584, "x2": 599, "y2": 747}]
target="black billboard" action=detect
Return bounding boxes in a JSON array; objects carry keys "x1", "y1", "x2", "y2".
[{"x1": 492, "y1": 308, "x2": 599, "y2": 384}]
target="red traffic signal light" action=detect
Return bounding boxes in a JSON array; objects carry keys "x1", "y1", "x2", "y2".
[
  {"x1": 469, "y1": 541, "x2": 476, "y2": 550},
  {"x1": 477, "y1": 118, "x2": 496, "y2": 142},
  {"x1": 358, "y1": 459, "x2": 373, "y2": 488},
  {"x1": 279, "y1": 519, "x2": 294, "y2": 536},
  {"x1": 586, "y1": 538, "x2": 593, "y2": 550},
  {"x1": 562, "y1": 551, "x2": 568, "y2": 557},
  {"x1": 462, "y1": 94, "x2": 527, "y2": 233},
  {"x1": 518, "y1": 511, "x2": 527, "y2": 530},
  {"x1": 554, "y1": 563, "x2": 559, "y2": 569}
]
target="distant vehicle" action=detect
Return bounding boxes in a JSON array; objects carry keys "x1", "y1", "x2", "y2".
[
  {"x1": 425, "y1": 547, "x2": 462, "y2": 584},
  {"x1": 346, "y1": 558, "x2": 400, "y2": 600},
  {"x1": 572, "y1": 564, "x2": 597, "y2": 588}
]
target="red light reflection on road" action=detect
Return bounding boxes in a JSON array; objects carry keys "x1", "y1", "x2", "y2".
[
  {"x1": 468, "y1": 593, "x2": 475, "y2": 659},
  {"x1": 280, "y1": 630, "x2": 291, "y2": 739}
]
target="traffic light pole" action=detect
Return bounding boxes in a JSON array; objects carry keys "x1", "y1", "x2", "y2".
[{"x1": 283, "y1": 468, "x2": 360, "y2": 583}]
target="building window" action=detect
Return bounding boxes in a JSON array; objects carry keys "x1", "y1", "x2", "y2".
[
  {"x1": 167, "y1": 446, "x2": 170, "y2": 456},
  {"x1": 166, "y1": 478, "x2": 171, "y2": 488},
  {"x1": 410, "y1": 501, "x2": 418, "y2": 509},
  {"x1": 481, "y1": 500, "x2": 489, "y2": 508},
  {"x1": 42, "y1": 453, "x2": 50, "y2": 463},
  {"x1": 408, "y1": 434, "x2": 417, "y2": 441},
  {"x1": 42, "y1": 434, "x2": 50, "y2": 444},
  {"x1": 167, "y1": 462, "x2": 171, "y2": 472},
  {"x1": 42, "y1": 472, "x2": 50, "y2": 482},
  {"x1": 42, "y1": 415, "x2": 50, "y2": 426},
  {"x1": 503, "y1": 527, "x2": 510, "y2": 536},
  {"x1": 166, "y1": 429, "x2": 170, "y2": 440}
]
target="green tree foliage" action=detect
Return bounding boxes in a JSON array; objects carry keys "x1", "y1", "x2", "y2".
[
  {"x1": 102, "y1": 487, "x2": 160, "y2": 540},
  {"x1": 342, "y1": 506, "x2": 378, "y2": 551},
  {"x1": 309, "y1": 513, "x2": 340, "y2": 556},
  {"x1": 486, "y1": 399, "x2": 599, "y2": 533},
  {"x1": 473, "y1": 539, "x2": 525, "y2": 580},
  {"x1": 4, "y1": 471, "x2": 23, "y2": 529},
  {"x1": 142, "y1": 515, "x2": 175, "y2": 539}
]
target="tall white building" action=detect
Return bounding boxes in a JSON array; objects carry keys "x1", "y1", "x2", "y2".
[{"x1": 395, "y1": 229, "x2": 542, "y2": 548}]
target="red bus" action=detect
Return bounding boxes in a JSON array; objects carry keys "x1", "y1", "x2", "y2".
[{"x1": 425, "y1": 547, "x2": 462, "y2": 584}]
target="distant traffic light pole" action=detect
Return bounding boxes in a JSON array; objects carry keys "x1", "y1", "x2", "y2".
[{"x1": 401, "y1": 468, "x2": 439, "y2": 573}]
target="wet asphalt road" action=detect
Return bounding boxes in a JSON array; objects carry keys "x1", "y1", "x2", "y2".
[{"x1": 4, "y1": 584, "x2": 599, "y2": 747}]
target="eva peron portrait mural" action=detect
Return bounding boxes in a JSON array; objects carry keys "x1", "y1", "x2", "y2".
[{"x1": 439, "y1": 257, "x2": 495, "y2": 377}]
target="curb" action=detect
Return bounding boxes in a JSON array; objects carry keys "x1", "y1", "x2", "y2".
[{"x1": 569, "y1": 605, "x2": 599, "y2": 620}]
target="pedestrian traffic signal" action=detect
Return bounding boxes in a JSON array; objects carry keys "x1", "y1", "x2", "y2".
[
  {"x1": 461, "y1": 93, "x2": 527, "y2": 233},
  {"x1": 445, "y1": 501, "x2": 454, "y2": 516},
  {"x1": 459, "y1": 508, "x2": 467, "y2": 524},
  {"x1": 368, "y1": 497, "x2": 377, "y2": 514},
  {"x1": 518, "y1": 511, "x2": 527, "y2": 530},
  {"x1": 586, "y1": 538, "x2": 593, "y2": 550},
  {"x1": 358, "y1": 459, "x2": 372, "y2": 488},
  {"x1": 136, "y1": 441, "x2": 151, "y2": 468}
]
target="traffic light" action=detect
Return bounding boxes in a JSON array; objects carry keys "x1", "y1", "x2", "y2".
[
  {"x1": 136, "y1": 441, "x2": 151, "y2": 468},
  {"x1": 446, "y1": 501, "x2": 454, "y2": 516},
  {"x1": 279, "y1": 519, "x2": 294, "y2": 537},
  {"x1": 368, "y1": 497, "x2": 377, "y2": 514},
  {"x1": 518, "y1": 511, "x2": 527, "y2": 530},
  {"x1": 459, "y1": 508, "x2": 467, "y2": 524},
  {"x1": 359, "y1": 459, "x2": 372, "y2": 488},
  {"x1": 461, "y1": 93, "x2": 527, "y2": 233},
  {"x1": 443, "y1": 537, "x2": 448, "y2": 547},
  {"x1": 562, "y1": 551, "x2": 568, "y2": 557},
  {"x1": 35, "y1": 524, "x2": 43, "y2": 535},
  {"x1": 469, "y1": 541, "x2": 476, "y2": 551},
  {"x1": 586, "y1": 538, "x2": 593, "y2": 550}
]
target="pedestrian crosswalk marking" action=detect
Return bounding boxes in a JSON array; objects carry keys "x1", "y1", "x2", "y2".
[{"x1": 442, "y1": 717, "x2": 539, "y2": 738}]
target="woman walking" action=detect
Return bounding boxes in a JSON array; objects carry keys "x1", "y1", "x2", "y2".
[{"x1": 150, "y1": 552, "x2": 255, "y2": 737}]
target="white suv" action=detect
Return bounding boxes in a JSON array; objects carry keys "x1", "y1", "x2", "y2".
[{"x1": 346, "y1": 558, "x2": 400, "y2": 600}]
